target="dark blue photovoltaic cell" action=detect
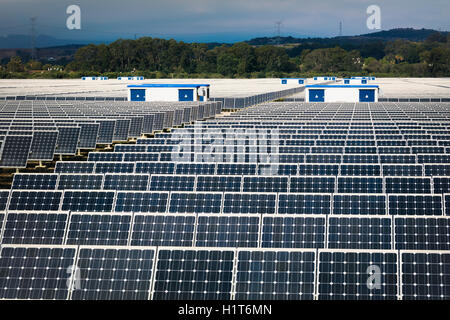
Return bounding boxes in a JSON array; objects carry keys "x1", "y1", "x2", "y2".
[
  {"x1": 216, "y1": 163, "x2": 256, "y2": 175},
  {"x1": 196, "y1": 215, "x2": 259, "y2": 247},
  {"x1": 66, "y1": 214, "x2": 131, "y2": 245},
  {"x1": 395, "y1": 217, "x2": 450, "y2": 250},
  {"x1": 55, "y1": 161, "x2": 94, "y2": 174},
  {"x1": 380, "y1": 155, "x2": 416, "y2": 164},
  {"x1": 340, "y1": 165, "x2": 381, "y2": 176},
  {"x1": 0, "y1": 246, "x2": 77, "y2": 299},
  {"x1": 103, "y1": 174, "x2": 149, "y2": 191},
  {"x1": 235, "y1": 250, "x2": 316, "y2": 300},
  {"x1": 61, "y1": 191, "x2": 115, "y2": 212},
  {"x1": 328, "y1": 217, "x2": 392, "y2": 249},
  {"x1": 261, "y1": 216, "x2": 325, "y2": 248},
  {"x1": 318, "y1": 251, "x2": 398, "y2": 300},
  {"x1": 153, "y1": 249, "x2": 234, "y2": 300},
  {"x1": 383, "y1": 165, "x2": 423, "y2": 177},
  {"x1": 401, "y1": 252, "x2": 450, "y2": 300},
  {"x1": 446, "y1": 195, "x2": 450, "y2": 216},
  {"x1": 306, "y1": 155, "x2": 340, "y2": 164},
  {"x1": 131, "y1": 214, "x2": 195, "y2": 246},
  {"x1": 298, "y1": 164, "x2": 339, "y2": 176},
  {"x1": 243, "y1": 176, "x2": 288, "y2": 192},
  {"x1": 8, "y1": 191, "x2": 62, "y2": 211},
  {"x1": 95, "y1": 162, "x2": 134, "y2": 173},
  {"x1": 12, "y1": 174, "x2": 58, "y2": 190},
  {"x1": 337, "y1": 177, "x2": 383, "y2": 193},
  {"x1": 149, "y1": 175, "x2": 195, "y2": 191},
  {"x1": 196, "y1": 176, "x2": 241, "y2": 192},
  {"x1": 258, "y1": 164, "x2": 297, "y2": 176},
  {"x1": 333, "y1": 194, "x2": 386, "y2": 215},
  {"x1": 278, "y1": 193, "x2": 331, "y2": 215},
  {"x1": 88, "y1": 152, "x2": 123, "y2": 162},
  {"x1": 433, "y1": 177, "x2": 450, "y2": 194},
  {"x1": 290, "y1": 177, "x2": 335, "y2": 193},
  {"x1": 385, "y1": 177, "x2": 431, "y2": 194},
  {"x1": 135, "y1": 162, "x2": 175, "y2": 174},
  {"x1": 223, "y1": 193, "x2": 276, "y2": 214},
  {"x1": 424, "y1": 165, "x2": 450, "y2": 176},
  {"x1": 175, "y1": 163, "x2": 215, "y2": 175},
  {"x1": 0, "y1": 191, "x2": 10, "y2": 211},
  {"x1": 389, "y1": 195, "x2": 442, "y2": 215},
  {"x1": 57, "y1": 174, "x2": 103, "y2": 190},
  {"x1": 114, "y1": 192, "x2": 168, "y2": 213},
  {"x1": 2, "y1": 212, "x2": 67, "y2": 244},
  {"x1": 71, "y1": 248, "x2": 155, "y2": 300},
  {"x1": 169, "y1": 193, "x2": 222, "y2": 214}
]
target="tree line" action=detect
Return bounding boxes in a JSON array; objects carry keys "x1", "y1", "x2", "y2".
[{"x1": 1, "y1": 32, "x2": 449, "y2": 78}]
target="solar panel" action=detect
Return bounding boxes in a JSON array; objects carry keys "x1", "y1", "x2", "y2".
[
  {"x1": 195, "y1": 175, "x2": 241, "y2": 192},
  {"x1": 333, "y1": 194, "x2": 386, "y2": 215},
  {"x1": 57, "y1": 174, "x2": 103, "y2": 190},
  {"x1": 400, "y1": 251, "x2": 450, "y2": 300},
  {"x1": 134, "y1": 162, "x2": 175, "y2": 174},
  {"x1": 2, "y1": 212, "x2": 68, "y2": 244},
  {"x1": 242, "y1": 176, "x2": 288, "y2": 193},
  {"x1": 113, "y1": 119, "x2": 131, "y2": 141},
  {"x1": 425, "y1": 164, "x2": 450, "y2": 176},
  {"x1": 343, "y1": 155, "x2": 379, "y2": 164},
  {"x1": 385, "y1": 177, "x2": 431, "y2": 194},
  {"x1": 115, "y1": 145, "x2": 147, "y2": 152},
  {"x1": 235, "y1": 249, "x2": 316, "y2": 300},
  {"x1": 290, "y1": 177, "x2": 335, "y2": 193},
  {"x1": 12, "y1": 173, "x2": 58, "y2": 190},
  {"x1": 328, "y1": 216, "x2": 392, "y2": 249},
  {"x1": 217, "y1": 163, "x2": 257, "y2": 175},
  {"x1": 261, "y1": 215, "x2": 325, "y2": 248},
  {"x1": 306, "y1": 154, "x2": 340, "y2": 164},
  {"x1": 0, "y1": 245, "x2": 77, "y2": 299},
  {"x1": 317, "y1": 250, "x2": 398, "y2": 300},
  {"x1": 96, "y1": 120, "x2": 115, "y2": 144},
  {"x1": 55, "y1": 127, "x2": 80, "y2": 155},
  {"x1": 0, "y1": 135, "x2": 33, "y2": 168},
  {"x1": 433, "y1": 177, "x2": 450, "y2": 194},
  {"x1": 223, "y1": 193, "x2": 276, "y2": 214},
  {"x1": 258, "y1": 164, "x2": 297, "y2": 176},
  {"x1": 28, "y1": 131, "x2": 58, "y2": 161},
  {"x1": 55, "y1": 161, "x2": 95, "y2": 174},
  {"x1": 169, "y1": 192, "x2": 222, "y2": 214},
  {"x1": 94, "y1": 162, "x2": 134, "y2": 173},
  {"x1": 380, "y1": 155, "x2": 416, "y2": 164},
  {"x1": 394, "y1": 217, "x2": 450, "y2": 250},
  {"x1": 383, "y1": 165, "x2": 423, "y2": 177},
  {"x1": 418, "y1": 154, "x2": 450, "y2": 164},
  {"x1": 103, "y1": 174, "x2": 149, "y2": 191},
  {"x1": 278, "y1": 193, "x2": 331, "y2": 215},
  {"x1": 131, "y1": 214, "x2": 195, "y2": 246},
  {"x1": 446, "y1": 194, "x2": 450, "y2": 216},
  {"x1": 389, "y1": 195, "x2": 442, "y2": 216},
  {"x1": 153, "y1": 249, "x2": 234, "y2": 300},
  {"x1": 279, "y1": 154, "x2": 305, "y2": 164},
  {"x1": 337, "y1": 177, "x2": 383, "y2": 193},
  {"x1": 8, "y1": 191, "x2": 62, "y2": 211},
  {"x1": 78, "y1": 123, "x2": 100, "y2": 149},
  {"x1": 61, "y1": 191, "x2": 115, "y2": 212},
  {"x1": 175, "y1": 163, "x2": 216, "y2": 175},
  {"x1": 298, "y1": 164, "x2": 339, "y2": 176},
  {"x1": 124, "y1": 153, "x2": 159, "y2": 162},
  {"x1": 0, "y1": 191, "x2": 9, "y2": 210},
  {"x1": 149, "y1": 175, "x2": 195, "y2": 192},
  {"x1": 196, "y1": 215, "x2": 260, "y2": 247},
  {"x1": 340, "y1": 165, "x2": 381, "y2": 176},
  {"x1": 88, "y1": 152, "x2": 123, "y2": 162},
  {"x1": 66, "y1": 213, "x2": 131, "y2": 245},
  {"x1": 71, "y1": 247, "x2": 155, "y2": 300},
  {"x1": 114, "y1": 192, "x2": 168, "y2": 213}
]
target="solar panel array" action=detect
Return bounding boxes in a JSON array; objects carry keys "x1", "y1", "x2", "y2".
[{"x1": 1, "y1": 101, "x2": 450, "y2": 300}]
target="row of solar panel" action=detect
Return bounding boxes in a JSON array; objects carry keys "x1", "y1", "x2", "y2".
[
  {"x1": 54, "y1": 161, "x2": 450, "y2": 177},
  {"x1": 1, "y1": 212, "x2": 450, "y2": 251},
  {"x1": 0, "y1": 245, "x2": 448, "y2": 300},
  {"x1": 10, "y1": 173, "x2": 450, "y2": 194},
  {"x1": 85, "y1": 152, "x2": 450, "y2": 164},
  {"x1": 1, "y1": 190, "x2": 450, "y2": 215},
  {"x1": 115, "y1": 144, "x2": 450, "y2": 155}
]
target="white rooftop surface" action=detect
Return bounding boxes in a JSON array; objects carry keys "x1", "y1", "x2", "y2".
[
  {"x1": 0, "y1": 78, "x2": 448, "y2": 99},
  {"x1": 288, "y1": 78, "x2": 450, "y2": 98},
  {"x1": 0, "y1": 78, "x2": 300, "y2": 98}
]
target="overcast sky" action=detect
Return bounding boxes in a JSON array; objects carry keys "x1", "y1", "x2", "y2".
[{"x1": 1, "y1": 0, "x2": 449, "y2": 42}]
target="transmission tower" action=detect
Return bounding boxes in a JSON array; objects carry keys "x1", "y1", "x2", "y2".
[
  {"x1": 339, "y1": 21, "x2": 343, "y2": 37},
  {"x1": 30, "y1": 17, "x2": 37, "y2": 60},
  {"x1": 275, "y1": 21, "x2": 282, "y2": 45}
]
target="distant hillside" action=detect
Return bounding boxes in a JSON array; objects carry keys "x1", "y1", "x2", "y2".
[
  {"x1": 0, "y1": 45, "x2": 84, "y2": 65},
  {"x1": 247, "y1": 28, "x2": 449, "y2": 46}
]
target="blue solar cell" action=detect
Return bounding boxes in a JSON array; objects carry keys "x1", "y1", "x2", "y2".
[
  {"x1": 235, "y1": 250, "x2": 316, "y2": 300},
  {"x1": 328, "y1": 217, "x2": 392, "y2": 249},
  {"x1": 196, "y1": 215, "x2": 260, "y2": 247},
  {"x1": 261, "y1": 215, "x2": 325, "y2": 248},
  {"x1": 71, "y1": 248, "x2": 155, "y2": 300},
  {"x1": 401, "y1": 252, "x2": 450, "y2": 300},
  {"x1": 169, "y1": 192, "x2": 222, "y2": 214},
  {"x1": 424, "y1": 165, "x2": 450, "y2": 176},
  {"x1": 175, "y1": 163, "x2": 215, "y2": 175},
  {"x1": 337, "y1": 177, "x2": 383, "y2": 193},
  {"x1": 223, "y1": 193, "x2": 276, "y2": 214},
  {"x1": 57, "y1": 174, "x2": 103, "y2": 190},
  {"x1": 290, "y1": 177, "x2": 335, "y2": 193},
  {"x1": 343, "y1": 155, "x2": 379, "y2": 164},
  {"x1": 433, "y1": 177, "x2": 450, "y2": 194},
  {"x1": 446, "y1": 194, "x2": 450, "y2": 216},
  {"x1": 103, "y1": 174, "x2": 149, "y2": 191},
  {"x1": 149, "y1": 175, "x2": 195, "y2": 191},
  {"x1": 385, "y1": 177, "x2": 431, "y2": 194},
  {"x1": 389, "y1": 195, "x2": 442, "y2": 216},
  {"x1": 94, "y1": 162, "x2": 134, "y2": 173},
  {"x1": 61, "y1": 191, "x2": 115, "y2": 212},
  {"x1": 216, "y1": 163, "x2": 256, "y2": 175},
  {"x1": 278, "y1": 193, "x2": 331, "y2": 215},
  {"x1": 131, "y1": 214, "x2": 195, "y2": 246},
  {"x1": 318, "y1": 251, "x2": 398, "y2": 300},
  {"x1": 135, "y1": 162, "x2": 175, "y2": 174},
  {"x1": 383, "y1": 165, "x2": 423, "y2": 176},
  {"x1": 124, "y1": 153, "x2": 159, "y2": 162},
  {"x1": 279, "y1": 154, "x2": 305, "y2": 163},
  {"x1": 333, "y1": 194, "x2": 386, "y2": 215},
  {"x1": 395, "y1": 217, "x2": 450, "y2": 250},
  {"x1": 12, "y1": 174, "x2": 58, "y2": 190},
  {"x1": 114, "y1": 145, "x2": 147, "y2": 152},
  {"x1": 153, "y1": 249, "x2": 234, "y2": 300},
  {"x1": 311, "y1": 147, "x2": 343, "y2": 154},
  {"x1": 298, "y1": 164, "x2": 339, "y2": 176},
  {"x1": 340, "y1": 165, "x2": 381, "y2": 176},
  {"x1": 306, "y1": 155, "x2": 341, "y2": 164},
  {"x1": 0, "y1": 246, "x2": 77, "y2": 299},
  {"x1": 196, "y1": 175, "x2": 241, "y2": 192},
  {"x1": 8, "y1": 191, "x2": 62, "y2": 211},
  {"x1": 88, "y1": 152, "x2": 123, "y2": 162},
  {"x1": 258, "y1": 164, "x2": 297, "y2": 176},
  {"x1": 114, "y1": 192, "x2": 168, "y2": 213},
  {"x1": 380, "y1": 155, "x2": 416, "y2": 164},
  {"x1": 418, "y1": 155, "x2": 450, "y2": 164},
  {"x1": 2, "y1": 212, "x2": 67, "y2": 244},
  {"x1": 55, "y1": 161, "x2": 94, "y2": 174},
  {"x1": 243, "y1": 176, "x2": 288, "y2": 192}
]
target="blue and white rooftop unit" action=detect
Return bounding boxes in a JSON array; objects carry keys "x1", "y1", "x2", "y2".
[
  {"x1": 82, "y1": 76, "x2": 108, "y2": 80},
  {"x1": 312, "y1": 76, "x2": 336, "y2": 82},
  {"x1": 118, "y1": 76, "x2": 145, "y2": 80},
  {"x1": 127, "y1": 84, "x2": 210, "y2": 102},
  {"x1": 305, "y1": 84, "x2": 379, "y2": 103},
  {"x1": 343, "y1": 78, "x2": 370, "y2": 85},
  {"x1": 351, "y1": 76, "x2": 376, "y2": 81},
  {"x1": 281, "y1": 78, "x2": 307, "y2": 85}
]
